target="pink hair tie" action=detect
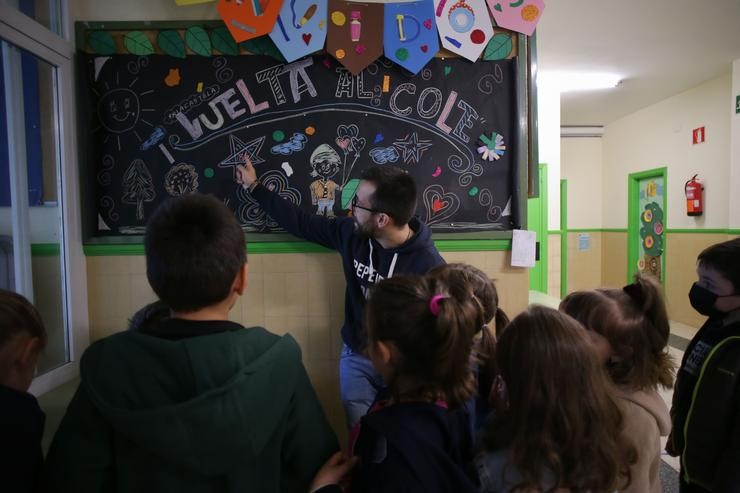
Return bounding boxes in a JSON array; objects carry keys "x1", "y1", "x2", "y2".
[{"x1": 429, "y1": 294, "x2": 447, "y2": 316}]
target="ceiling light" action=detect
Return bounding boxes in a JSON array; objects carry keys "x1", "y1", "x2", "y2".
[{"x1": 538, "y1": 72, "x2": 622, "y2": 92}]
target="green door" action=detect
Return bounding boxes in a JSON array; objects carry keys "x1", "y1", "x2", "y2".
[
  {"x1": 528, "y1": 163, "x2": 548, "y2": 293},
  {"x1": 627, "y1": 167, "x2": 667, "y2": 285}
]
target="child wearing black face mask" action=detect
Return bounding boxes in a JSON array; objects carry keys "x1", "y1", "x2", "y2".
[{"x1": 667, "y1": 238, "x2": 740, "y2": 493}]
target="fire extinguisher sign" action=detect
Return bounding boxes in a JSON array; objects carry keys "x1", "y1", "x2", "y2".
[{"x1": 692, "y1": 126, "x2": 706, "y2": 145}]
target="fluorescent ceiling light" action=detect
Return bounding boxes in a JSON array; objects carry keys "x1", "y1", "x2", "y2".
[{"x1": 538, "y1": 72, "x2": 622, "y2": 92}]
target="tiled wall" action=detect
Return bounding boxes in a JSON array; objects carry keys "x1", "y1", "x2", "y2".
[{"x1": 86, "y1": 250, "x2": 529, "y2": 440}]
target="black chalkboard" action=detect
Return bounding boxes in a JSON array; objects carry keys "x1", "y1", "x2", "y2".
[{"x1": 80, "y1": 52, "x2": 521, "y2": 236}]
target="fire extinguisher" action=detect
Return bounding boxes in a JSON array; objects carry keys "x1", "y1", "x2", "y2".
[{"x1": 685, "y1": 174, "x2": 704, "y2": 216}]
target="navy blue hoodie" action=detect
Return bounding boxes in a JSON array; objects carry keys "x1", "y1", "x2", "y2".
[{"x1": 250, "y1": 183, "x2": 445, "y2": 352}]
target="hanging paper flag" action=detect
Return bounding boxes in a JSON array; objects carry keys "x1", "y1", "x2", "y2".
[
  {"x1": 433, "y1": 0, "x2": 493, "y2": 62},
  {"x1": 217, "y1": 0, "x2": 285, "y2": 43},
  {"x1": 383, "y1": 0, "x2": 439, "y2": 75},
  {"x1": 269, "y1": 0, "x2": 328, "y2": 62},
  {"x1": 486, "y1": 0, "x2": 544, "y2": 36},
  {"x1": 326, "y1": 0, "x2": 383, "y2": 75}
]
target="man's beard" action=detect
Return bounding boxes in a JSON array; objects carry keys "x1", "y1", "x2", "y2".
[{"x1": 354, "y1": 217, "x2": 377, "y2": 240}]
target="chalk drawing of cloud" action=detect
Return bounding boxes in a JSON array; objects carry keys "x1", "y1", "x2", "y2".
[
  {"x1": 270, "y1": 132, "x2": 308, "y2": 156},
  {"x1": 370, "y1": 146, "x2": 400, "y2": 165}
]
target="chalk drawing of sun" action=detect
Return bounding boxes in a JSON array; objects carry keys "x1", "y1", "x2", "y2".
[{"x1": 92, "y1": 58, "x2": 156, "y2": 152}]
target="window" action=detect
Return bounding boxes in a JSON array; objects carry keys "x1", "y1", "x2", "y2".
[{"x1": 1, "y1": 2, "x2": 89, "y2": 394}]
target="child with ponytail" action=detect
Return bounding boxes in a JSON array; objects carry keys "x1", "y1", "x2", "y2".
[
  {"x1": 428, "y1": 263, "x2": 509, "y2": 432},
  {"x1": 560, "y1": 274, "x2": 674, "y2": 493},
  {"x1": 310, "y1": 273, "x2": 482, "y2": 493},
  {"x1": 476, "y1": 306, "x2": 636, "y2": 492}
]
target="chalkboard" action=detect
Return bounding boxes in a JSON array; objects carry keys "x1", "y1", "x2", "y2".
[{"x1": 80, "y1": 44, "x2": 525, "y2": 237}]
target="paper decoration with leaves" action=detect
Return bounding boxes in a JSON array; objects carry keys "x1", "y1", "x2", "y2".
[
  {"x1": 326, "y1": 0, "x2": 384, "y2": 75},
  {"x1": 184, "y1": 26, "x2": 213, "y2": 56},
  {"x1": 123, "y1": 31, "x2": 155, "y2": 56},
  {"x1": 269, "y1": 0, "x2": 328, "y2": 62},
  {"x1": 88, "y1": 31, "x2": 117, "y2": 55},
  {"x1": 383, "y1": 0, "x2": 439, "y2": 75},
  {"x1": 486, "y1": 0, "x2": 544, "y2": 36},
  {"x1": 157, "y1": 30, "x2": 186, "y2": 58},
  {"x1": 217, "y1": 0, "x2": 286, "y2": 43},
  {"x1": 211, "y1": 26, "x2": 240, "y2": 55},
  {"x1": 482, "y1": 32, "x2": 512, "y2": 60},
  {"x1": 433, "y1": 0, "x2": 493, "y2": 62}
]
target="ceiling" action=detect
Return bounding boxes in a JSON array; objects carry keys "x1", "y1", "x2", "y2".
[{"x1": 535, "y1": 0, "x2": 740, "y2": 126}]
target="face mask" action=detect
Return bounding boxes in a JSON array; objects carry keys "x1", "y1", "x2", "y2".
[{"x1": 689, "y1": 283, "x2": 722, "y2": 318}]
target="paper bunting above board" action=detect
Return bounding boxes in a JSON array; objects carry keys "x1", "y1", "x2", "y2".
[
  {"x1": 383, "y1": 0, "x2": 439, "y2": 75},
  {"x1": 326, "y1": 0, "x2": 384, "y2": 75},
  {"x1": 269, "y1": 0, "x2": 329, "y2": 62},
  {"x1": 217, "y1": 0, "x2": 286, "y2": 42},
  {"x1": 486, "y1": 0, "x2": 544, "y2": 36},
  {"x1": 433, "y1": 0, "x2": 493, "y2": 62}
]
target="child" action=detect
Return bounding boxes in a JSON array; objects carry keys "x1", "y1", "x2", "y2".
[
  {"x1": 667, "y1": 238, "x2": 740, "y2": 492},
  {"x1": 0, "y1": 289, "x2": 47, "y2": 493},
  {"x1": 476, "y1": 306, "x2": 636, "y2": 493},
  {"x1": 43, "y1": 193, "x2": 338, "y2": 492},
  {"x1": 310, "y1": 273, "x2": 482, "y2": 493},
  {"x1": 428, "y1": 263, "x2": 509, "y2": 432},
  {"x1": 560, "y1": 274, "x2": 674, "y2": 493}
]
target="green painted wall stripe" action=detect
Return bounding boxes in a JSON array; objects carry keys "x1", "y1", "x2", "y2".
[
  {"x1": 83, "y1": 239, "x2": 512, "y2": 256},
  {"x1": 547, "y1": 230, "x2": 562, "y2": 235},
  {"x1": 548, "y1": 228, "x2": 739, "y2": 234},
  {"x1": 31, "y1": 243, "x2": 61, "y2": 256}
]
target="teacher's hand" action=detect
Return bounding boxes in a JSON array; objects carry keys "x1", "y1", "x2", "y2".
[{"x1": 236, "y1": 153, "x2": 257, "y2": 188}]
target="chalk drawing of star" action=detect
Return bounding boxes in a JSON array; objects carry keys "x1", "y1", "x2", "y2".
[
  {"x1": 219, "y1": 135, "x2": 266, "y2": 176},
  {"x1": 392, "y1": 133, "x2": 432, "y2": 164}
]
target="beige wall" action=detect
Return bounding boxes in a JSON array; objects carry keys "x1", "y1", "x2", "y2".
[
  {"x1": 566, "y1": 232, "x2": 602, "y2": 294},
  {"x1": 547, "y1": 233, "x2": 561, "y2": 298},
  {"x1": 561, "y1": 138, "x2": 603, "y2": 229},
  {"x1": 86, "y1": 250, "x2": 529, "y2": 438},
  {"x1": 601, "y1": 231, "x2": 628, "y2": 289},
  {"x1": 602, "y1": 73, "x2": 732, "y2": 229}
]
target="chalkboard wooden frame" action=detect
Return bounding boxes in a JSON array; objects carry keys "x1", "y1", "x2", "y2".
[{"x1": 75, "y1": 20, "x2": 536, "y2": 250}]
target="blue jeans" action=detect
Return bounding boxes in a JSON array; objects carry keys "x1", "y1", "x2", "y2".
[{"x1": 339, "y1": 344, "x2": 385, "y2": 429}]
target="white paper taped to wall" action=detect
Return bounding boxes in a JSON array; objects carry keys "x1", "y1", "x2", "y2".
[{"x1": 511, "y1": 229, "x2": 536, "y2": 268}]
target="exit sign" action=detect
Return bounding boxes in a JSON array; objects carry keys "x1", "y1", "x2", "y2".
[{"x1": 693, "y1": 126, "x2": 706, "y2": 145}]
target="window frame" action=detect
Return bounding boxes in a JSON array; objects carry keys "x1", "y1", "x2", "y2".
[{"x1": 0, "y1": 2, "x2": 89, "y2": 395}]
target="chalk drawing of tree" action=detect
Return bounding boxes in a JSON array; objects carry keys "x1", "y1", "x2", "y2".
[
  {"x1": 165, "y1": 163, "x2": 199, "y2": 196},
  {"x1": 122, "y1": 159, "x2": 155, "y2": 220}
]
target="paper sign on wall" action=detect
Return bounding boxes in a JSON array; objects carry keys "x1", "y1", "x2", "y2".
[
  {"x1": 218, "y1": 0, "x2": 285, "y2": 43},
  {"x1": 383, "y1": 0, "x2": 439, "y2": 75},
  {"x1": 269, "y1": 0, "x2": 328, "y2": 62},
  {"x1": 433, "y1": 0, "x2": 493, "y2": 62},
  {"x1": 692, "y1": 126, "x2": 705, "y2": 145},
  {"x1": 486, "y1": 0, "x2": 544, "y2": 36},
  {"x1": 326, "y1": 0, "x2": 384, "y2": 75},
  {"x1": 511, "y1": 229, "x2": 536, "y2": 267}
]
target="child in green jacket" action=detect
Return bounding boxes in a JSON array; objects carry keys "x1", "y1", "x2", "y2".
[{"x1": 44, "y1": 193, "x2": 338, "y2": 493}]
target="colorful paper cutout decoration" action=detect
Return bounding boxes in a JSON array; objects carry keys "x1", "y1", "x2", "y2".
[
  {"x1": 486, "y1": 0, "x2": 544, "y2": 36},
  {"x1": 326, "y1": 0, "x2": 384, "y2": 75},
  {"x1": 269, "y1": 0, "x2": 328, "y2": 62},
  {"x1": 218, "y1": 0, "x2": 286, "y2": 43},
  {"x1": 383, "y1": 0, "x2": 439, "y2": 75},
  {"x1": 433, "y1": 0, "x2": 493, "y2": 62}
]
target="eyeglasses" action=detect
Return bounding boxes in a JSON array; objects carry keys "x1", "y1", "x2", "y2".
[{"x1": 351, "y1": 195, "x2": 380, "y2": 214}]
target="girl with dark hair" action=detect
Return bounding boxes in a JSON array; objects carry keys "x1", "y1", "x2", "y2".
[
  {"x1": 310, "y1": 273, "x2": 482, "y2": 493},
  {"x1": 477, "y1": 306, "x2": 636, "y2": 493},
  {"x1": 560, "y1": 274, "x2": 675, "y2": 493},
  {"x1": 428, "y1": 263, "x2": 509, "y2": 432},
  {"x1": 0, "y1": 289, "x2": 47, "y2": 493}
]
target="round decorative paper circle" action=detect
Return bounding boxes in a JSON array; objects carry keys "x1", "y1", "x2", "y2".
[
  {"x1": 644, "y1": 235, "x2": 654, "y2": 249},
  {"x1": 638, "y1": 258, "x2": 646, "y2": 270},
  {"x1": 643, "y1": 209, "x2": 653, "y2": 222},
  {"x1": 521, "y1": 4, "x2": 539, "y2": 21},
  {"x1": 331, "y1": 11, "x2": 346, "y2": 26},
  {"x1": 305, "y1": 126, "x2": 316, "y2": 136},
  {"x1": 335, "y1": 49, "x2": 346, "y2": 59},
  {"x1": 470, "y1": 29, "x2": 485, "y2": 44},
  {"x1": 654, "y1": 222, "x2": 663, "y2": 235},
  {"x1": 395, "y1": 48, "x2": 409, "y2": 61},
  {"x1": 449, "y1": 3, "x2": 475, "y2": 33},
  {"x1": 272, "y1": 130, "x2": 285, "y2": 142},
  {"x1": 204, "y1": 167, "x2": 214, "y2": 178}
]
